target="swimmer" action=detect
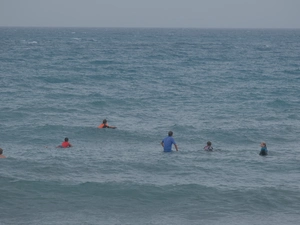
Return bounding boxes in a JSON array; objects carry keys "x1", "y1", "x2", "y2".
[
  {"x1": 57, "y1": 137, "x2": 72, "y2": 148},
  {"x1": 0, "y1": 148, "x2": 6, "y2": 158},
  {"x1": 259, "y1": 142, "x2": 268, "y2": 156},
  {"x1": 161, "y1": 131, "x2": 178, "y2": 152},
  {"x1": 204, "y1": 141, "x2": 213, "y2": 151},
  {"x1": 98, "y1": 119, "x2": 116, "y2": 129}
]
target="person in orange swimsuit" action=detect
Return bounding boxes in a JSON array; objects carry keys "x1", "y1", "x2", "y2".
[
  {"x1": 57, "y1": 137, "x2": 72, "y2": 148},
  {"x1": 98, "y1": 119, "x2": 116, "y2": 129}
]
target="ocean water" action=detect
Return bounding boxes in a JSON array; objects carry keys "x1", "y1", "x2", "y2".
[{"x1": 0, "y1": 27, "x2": 300, "y2": 225}]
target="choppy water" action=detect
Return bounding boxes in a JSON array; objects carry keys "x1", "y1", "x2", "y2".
[{"x1": 1, "y1": 27, "x2": 300, "y2": 225}]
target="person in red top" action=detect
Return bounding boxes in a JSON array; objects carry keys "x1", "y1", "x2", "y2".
[
  {"x1": 57, "y1": 137, "x2": 72, "y2": 148},
  {"x1": 98, "y1": 119, "x2": 116, "y2": 129}
]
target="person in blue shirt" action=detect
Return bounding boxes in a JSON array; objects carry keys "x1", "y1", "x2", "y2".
[
  {"x1": 259, "y1": 142, "x2": 268, "y2": 156},
  {"x1": 161, "y1": 131, "x2": 178, "y2": 152}
]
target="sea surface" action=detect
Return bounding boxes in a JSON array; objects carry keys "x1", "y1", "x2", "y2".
[{"x1": 0, "y1": 27, "x2": 300, "y2": 225}]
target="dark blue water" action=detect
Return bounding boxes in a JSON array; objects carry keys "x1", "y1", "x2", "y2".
[{"x1": 1, "y1": 28, "x2": 300, "y2": 225}]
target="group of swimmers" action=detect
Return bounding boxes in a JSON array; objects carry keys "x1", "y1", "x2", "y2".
[
  {"x1": 0, "y1": 119, "x2": 268, "y2": 158},
  {"x1": 56, "y1": 119, "x2": 115, "y2": 148},
  {"x1": 160, "y1": 130, "x2": 268, "y2": 155}
]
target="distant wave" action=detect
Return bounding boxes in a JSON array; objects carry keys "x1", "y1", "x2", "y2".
[
  {"x1": 90, "y1": 60, "x2": 115, "y2": 65},
  {"x1": 27, "y1": 41, "x2": 38, "y2": 44},
  {"x1": 71, "y1": 37, "x2": 81, "y2": 41}
]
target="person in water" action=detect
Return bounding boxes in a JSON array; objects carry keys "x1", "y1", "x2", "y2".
[
  {"x1": 204, "y1": 141, "x2": 213, "y2": 151},
  {"x1": 57, "y1": 138, "x2": 72, "y2": 148},
  {"x1": 259, "y1": 142, "x2": 268, "y2": 156},
  {"x1": 161, "y1": 131, "x2": 178, "y2": 152},
  {"x1": 98, "y1": 119, "x2": 116, "y2": 129},
  {"x1": 0, "y1": 148, "x2": 6, "y2": 158}
]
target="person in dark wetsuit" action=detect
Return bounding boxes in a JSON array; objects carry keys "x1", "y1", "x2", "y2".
[
  {"x1": 0, "y1": 148, "x2": 6, "y2": 158},
  {"x1": 259, "y1": 142, "x2": 268, "y2": 156},
  {"x1": 98, "y1": 119, "x2": 116, "y2": 129}
]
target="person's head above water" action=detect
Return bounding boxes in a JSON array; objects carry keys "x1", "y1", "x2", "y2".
[
  {"x1": 0, "y1": 148, "x2": 3, "y2": 155},
  {"x1": 260, "y1": 142, "x2": 266, "y2": 147},
  {"x1": 207, "y1": 141, "x2": 212, "y2": 146},
  {"x1": 168, "y1": 131, "x2": 173, "y2": 136},
  {"x1": 103, "y1": 119, "x2": 107, "y2": 124},
  {"x1": 65, "y1": 137, "x2": 69, "y2": 142}
]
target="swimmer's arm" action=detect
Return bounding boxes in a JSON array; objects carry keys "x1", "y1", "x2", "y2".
[
  {"x1": 108, "y1": 126, "x2": 116, "y2": 129},
  {"x1": 174, "y1": 144, "x2": 178, "y2": 151},
  {"x1": 161, "y1": 142, "x2": 164, "y2": 148}
]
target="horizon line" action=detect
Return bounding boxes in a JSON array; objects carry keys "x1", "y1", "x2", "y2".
[{"x1": 0, "y1": 25, "x2": 299, "y2": 30}]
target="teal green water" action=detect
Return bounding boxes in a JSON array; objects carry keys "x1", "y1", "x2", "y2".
[{"x1": 1, "y1": 28, "x2": 300, "y2": 225}]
